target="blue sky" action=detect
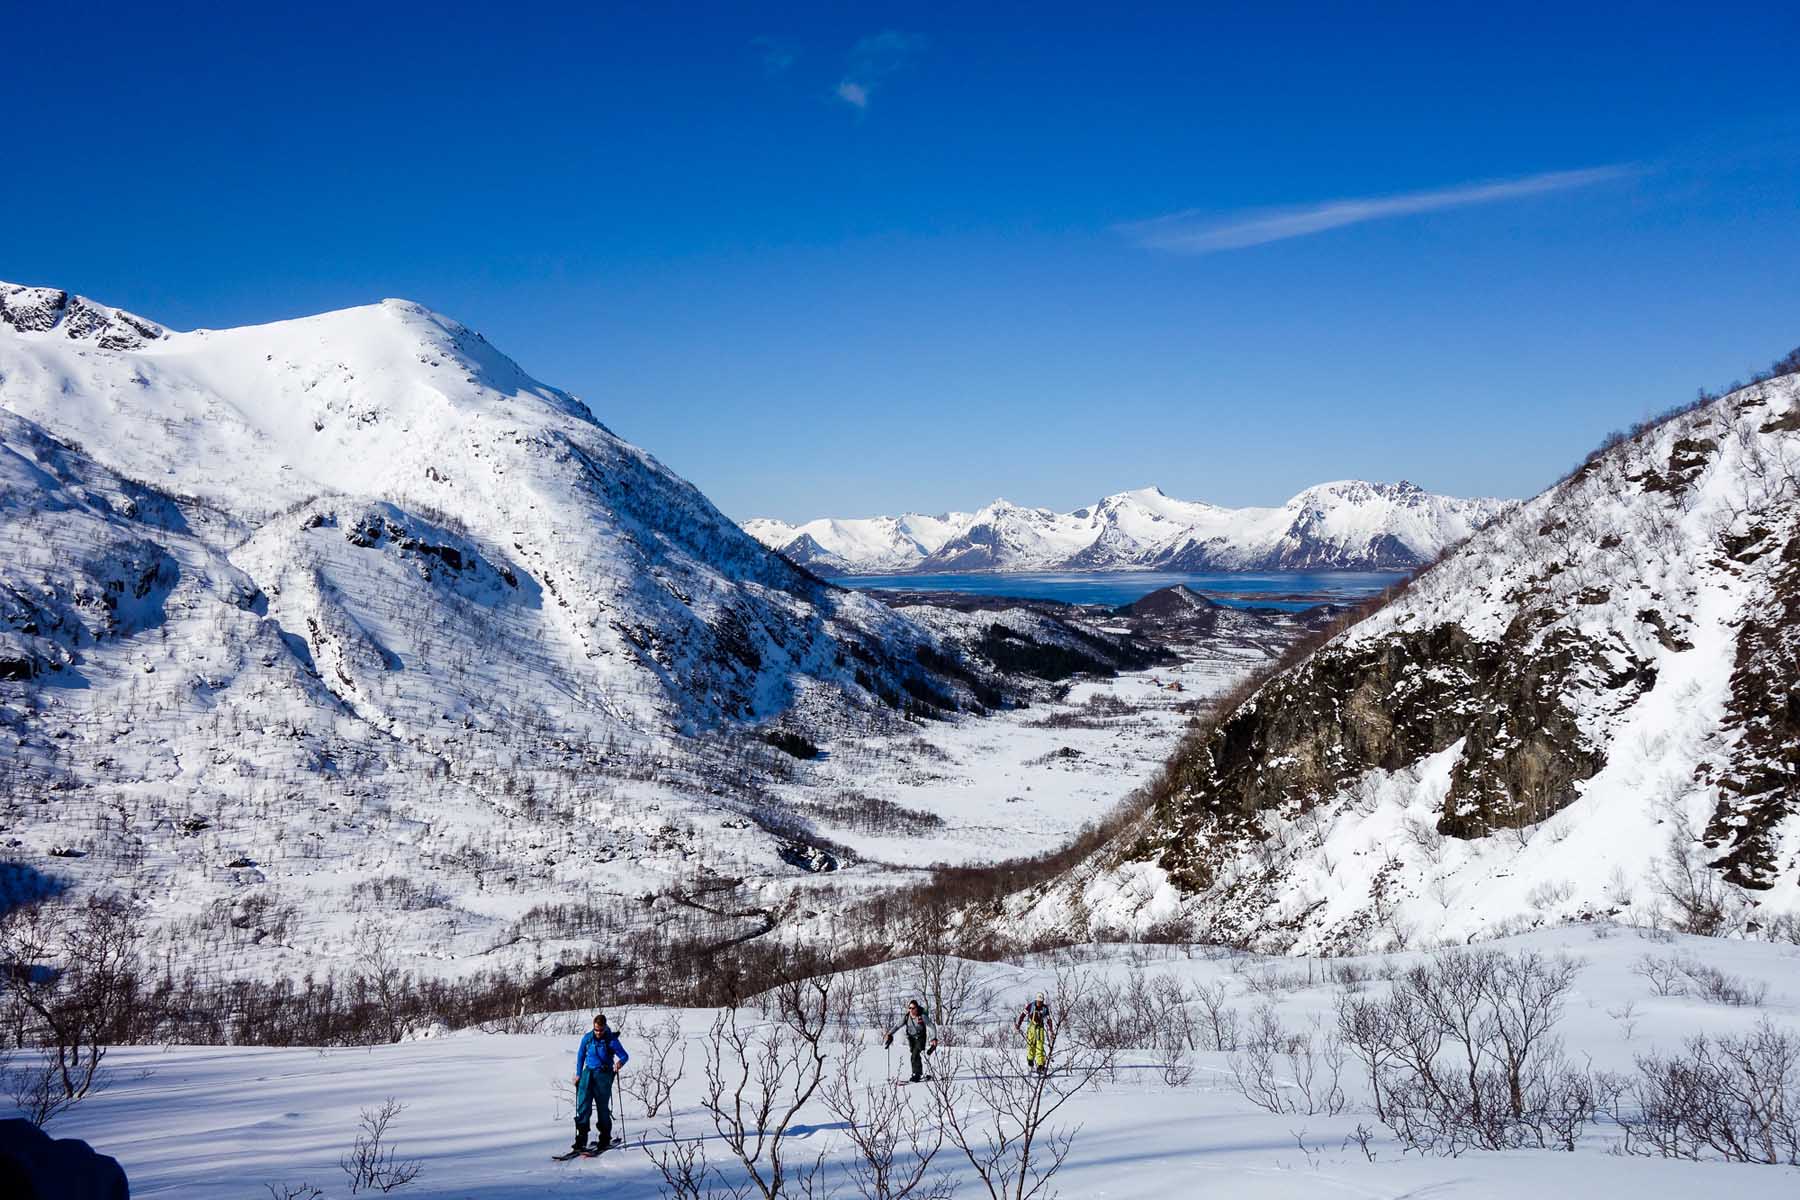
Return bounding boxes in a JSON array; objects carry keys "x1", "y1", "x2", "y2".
[{"x1": 7, "y1": 3, "x2": 1799, "y2": 520}]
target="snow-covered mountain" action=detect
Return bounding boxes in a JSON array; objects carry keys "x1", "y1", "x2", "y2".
[
  {"x1": 1033, "y1": 367, "x2": 1800, "y2": 951},
  {"x1": 741, "y1": 511, "x2": 975, "y2": 574},
  {"x1": 0, "y1": 281, "x2": 1046, "y2": 963},
  {"x1": 0, "y1": 281, "x2": 989, "y2": 733},
  {"x1": 746, "y1": 482, "x2": 1512, "y2": 574}
]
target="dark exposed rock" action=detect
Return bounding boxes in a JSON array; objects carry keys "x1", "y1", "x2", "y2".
[
  {"x1": 0, "y1": 283, "x2": 164, "y2": 350},
  {"x1": 1635, "y1": 609, "x2": 1693, "y2": 652},
  {"x1": 1142, "y1": 619, "x2": 1617, "y2": 890},
  {"x1": 1706, "y1": 529, "x2": 1800, "y2": 889}
]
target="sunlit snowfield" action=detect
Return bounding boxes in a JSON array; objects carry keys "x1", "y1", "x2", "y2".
[
  {"x1": 67, "y1": 926, "x2": 1798, "y2": 1198},
  {"x1": 769, "y1": 637, "x2": 1271, "y2": 872}
]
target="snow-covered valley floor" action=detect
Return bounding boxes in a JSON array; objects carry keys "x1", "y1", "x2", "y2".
[
  {"x1": 775, "y1": 634, "x2": 1269, "y2": 874},
  {"x1": 55, "y1": 925, "x2": 1800, "y2": 1197}
]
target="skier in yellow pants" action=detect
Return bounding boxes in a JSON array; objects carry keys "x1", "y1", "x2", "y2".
[{"x1": 1015, "y1": 991, "x2": 1053, "y2": 1074}]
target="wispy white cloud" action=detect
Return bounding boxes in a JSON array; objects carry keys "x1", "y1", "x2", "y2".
[
  {"x1": 835, "y1": 30, "x2": 927, "y2": 110},
  {"x1": 751, "y1": 35, "x2": 800, "y2": 76},
  {"x1": 1121, "y1": 165, "x2": 1637, "y2": 253}
]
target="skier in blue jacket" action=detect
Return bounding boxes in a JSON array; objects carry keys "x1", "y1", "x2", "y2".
[{"x1": 571, "y1": 1013, "x2": 630, "y2": 1155}]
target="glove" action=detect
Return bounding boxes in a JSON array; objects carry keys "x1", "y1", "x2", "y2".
[{"x1": 928, "y1": 1039, "x2": 939, "y2": 1051}]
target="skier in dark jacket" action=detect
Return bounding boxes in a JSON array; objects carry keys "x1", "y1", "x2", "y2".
[
  {"x1": 571, "y1": 1013, "x2": 629, "y2": 1155},
  {"x1": 883, "y1": 998, "x2": 937, "y2": 1082}
]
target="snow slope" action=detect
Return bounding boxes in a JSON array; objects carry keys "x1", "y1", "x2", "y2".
[
  {"x1": 1045, "y1": 373, "x2": 1800, "y2": 951},
  {"x1": 47, "y1": 926, "x2": 1800, "y2": 1198},
  {"x1": 747, "y1": 482, "x2": 1512, "y2": 574},
  {"x1": 0, "y1": 280, "x2": 1006, "y2": 739}
]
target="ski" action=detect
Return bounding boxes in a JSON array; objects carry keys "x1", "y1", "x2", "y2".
[{"x1": 554, "y1": 1138, "x2": 623, "y2": 1162}]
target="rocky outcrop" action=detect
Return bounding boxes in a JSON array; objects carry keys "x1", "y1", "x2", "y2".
[
  {"x1": 1145, "y1": 619, "x2": 1629, "y2": 890},
  {"x1": 1707, "y1": 527, "x2": 1800, "y2": 889},
  {"x1": 0, "y1": 284, "x2": 164, "y2": 350}
]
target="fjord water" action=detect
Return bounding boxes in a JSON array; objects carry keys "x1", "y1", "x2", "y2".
[{"x1": 837, "y1": 569, "x2": 1409, "y2": 610}]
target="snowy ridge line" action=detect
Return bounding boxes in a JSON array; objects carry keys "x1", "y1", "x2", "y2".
[
  {"x1": 744, "y1": 480, "x2": 1515, "y2": 575},
  {"x1": 1028, "y1": 360, "x2": 1800, "y2": 954}
]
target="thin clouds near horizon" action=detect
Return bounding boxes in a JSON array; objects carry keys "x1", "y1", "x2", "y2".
[
  {"x1": 1122, "y1": 165, "x2": 1638, "y2": 253},
  {"x1": 835, "y1": 30, "x2": 927, "y2": 109}
]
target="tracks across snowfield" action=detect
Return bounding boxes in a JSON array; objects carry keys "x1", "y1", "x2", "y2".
[{"x1": 54, "y1": 925, "x2": 1800, "y2": 1198}]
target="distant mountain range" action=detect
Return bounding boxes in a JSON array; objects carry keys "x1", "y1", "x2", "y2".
[{"x1": 745, "y1": 482, "x2": 1515, "y2": 575}]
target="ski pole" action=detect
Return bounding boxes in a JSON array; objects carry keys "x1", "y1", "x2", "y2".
[{"x1": 614, "y1": 1072, "x2": 625, "y2": 1148}]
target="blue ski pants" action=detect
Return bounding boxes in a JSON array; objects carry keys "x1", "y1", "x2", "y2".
[{"x1": 575, "y1": 1068, "x2": 614, "y2": 1136}]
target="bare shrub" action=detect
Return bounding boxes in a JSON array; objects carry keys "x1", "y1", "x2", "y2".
[
  {"x1": 1193, "y1": 980, "x2": 1239, "y2": 1052},
  {"x1": 340, "y1": 1097, "x2": 422, "y2": 1194},
  {"x1": 1228, "y1": 1004, "x2": 1345, "y2": 1116},
  {"x1": 1632, "y1": 954, "x2": 1686, "y2": 997},
  {"x1": 622, "y1": 1010, "x2": 687, "y2": 1122},
  {"x1": 930, "y1": 1035, "x2": 1111, "y2": 1200},
  {"x1": 911, "y1": 947, "x2": 986, "y2": 1045},
  {"x1": 1762, "y1": 913, "x2": 1800, "y2": 946},
  {"x1": 1150, "y1": 976, "x2": 1198, "y2": 1086},
  {"x1": 797, "y1": 792, "x2": 946, "y2": 837},
  {"x1": 1226, "y1": 1003, "x2": 1289, "y2": 1114},
  {"x1": 0, "y1": 898, "x2": 140, "y2": 1125},
  {"x1": 351, "y1": 921, "x2": 412, "y2": 1044},
  {"x1": 644, "y1": 1118, "x2": 752, "y2": 1200},
  {"x1": 1677, "y1": 960, "x2": 1767, "y2": 1008},
  {"x1": 1615, "y1": 1020, "x2": 1800, "y2": 1164},
  {"x1": 1652, "y1": 832, "x2": 1740, "y2": 935},
  {"x1": 1336, "y1": 988, "x2": 1404, "y2": 1121},
  {"x1": 1347, "y1": 949, "x2": 1599, "y2": 1155},
  {"x1": 1073, "y1": 971, "x2": 1195, "y2": 1072},
  {"x1": 693, "y1": 977, "x2": 835, "y2": 1199},
  {"x1": 821, "y1": 1051, "x2": 953, "y2": 1200},
  {"x1": 1240, "y1": 965, "x2": 1311, "y2": 998},
  {"x1": 265, "y1": 1185, "x2": 325, "y2": 1200},
  {"x1": 1631, "y1": 953, "x2": 1768, "y2": 1007}
]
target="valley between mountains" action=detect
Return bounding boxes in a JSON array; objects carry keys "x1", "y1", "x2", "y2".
[{"x1": 4, "y1": 280, "x2": 1798, "y2": 988}]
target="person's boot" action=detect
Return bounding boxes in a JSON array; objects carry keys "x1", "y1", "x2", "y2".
[
  {"x1": 597, "y1": 1119, "x2": 613, "y2": 1153},
  {"x1": 572, "y1": 1126, "x2": 588, "y2": 1153}
]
